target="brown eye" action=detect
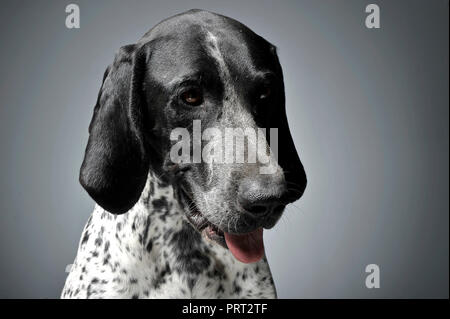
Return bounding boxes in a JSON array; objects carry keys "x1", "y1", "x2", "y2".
[
  {"x1": 259, "y1": 86, "x2": 271, "y2": 100},
  {"x1": 181, "y1": 88, "x2": 203, "y2": 106}
]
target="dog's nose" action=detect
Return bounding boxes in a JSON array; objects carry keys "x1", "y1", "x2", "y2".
[{"x1": 238, "y1": 175, "x2": 286, "y2": 217}]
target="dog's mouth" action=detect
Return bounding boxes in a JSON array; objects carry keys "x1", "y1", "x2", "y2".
[
  {"x1": 179, "y1": 187, "x2": 265, "y2": 263},
  {"x1": 179, "y1": 187, "x2": 227, "y2": 246}
]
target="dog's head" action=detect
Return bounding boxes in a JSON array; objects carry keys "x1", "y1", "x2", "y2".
[{"x1": 80, "y1": 10, "x2": 306, "y2": 263}]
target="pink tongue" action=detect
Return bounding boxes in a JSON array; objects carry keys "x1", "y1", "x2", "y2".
[{"x1": 224, "y1": 228, "x2": 264, "y2": 263}]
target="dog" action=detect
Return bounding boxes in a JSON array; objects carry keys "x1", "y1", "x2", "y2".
[{"x1": 62, "y1": 9, "x2": 306, "y2": 299}]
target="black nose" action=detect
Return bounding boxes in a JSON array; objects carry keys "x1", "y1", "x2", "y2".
[{"x1": 238, "y1": 175, "x2": 287, "y2": 217}]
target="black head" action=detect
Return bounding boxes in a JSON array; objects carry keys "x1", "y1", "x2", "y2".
[{"x1": 80, "y1": 9, "x2": 307, "y2": 251}]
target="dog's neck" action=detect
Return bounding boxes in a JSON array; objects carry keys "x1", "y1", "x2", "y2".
[
  {"x1": 66, "y1": 172, "x2": 276, "y2": 298},
  {"x1": 88, "y1": 171, "x2": 191, "y2": 258}
]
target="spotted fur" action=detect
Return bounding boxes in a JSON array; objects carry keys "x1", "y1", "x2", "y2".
[{"x1": 62, "y1": 172, "x2": 276, "y2": 298}]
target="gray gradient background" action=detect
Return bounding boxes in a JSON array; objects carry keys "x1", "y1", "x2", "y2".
[{"x1": 0, "y1": 0, "x2": 448, "y2": 298}]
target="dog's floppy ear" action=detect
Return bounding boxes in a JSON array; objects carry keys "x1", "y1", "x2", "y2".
[
  {"x1": 80, "y1": 44, "x2": 150, "y2": 214},
  {"x1": 270, "y1": 47, "x2": 307, "y2": 199}
]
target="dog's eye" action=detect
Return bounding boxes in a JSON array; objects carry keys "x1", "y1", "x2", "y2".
[
  {"x1": 180, "y1": 88, "x2": 203, "y2": 106},
  {"x1": 258, "y1": 86, "x2": 271, "y2": 100}
]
